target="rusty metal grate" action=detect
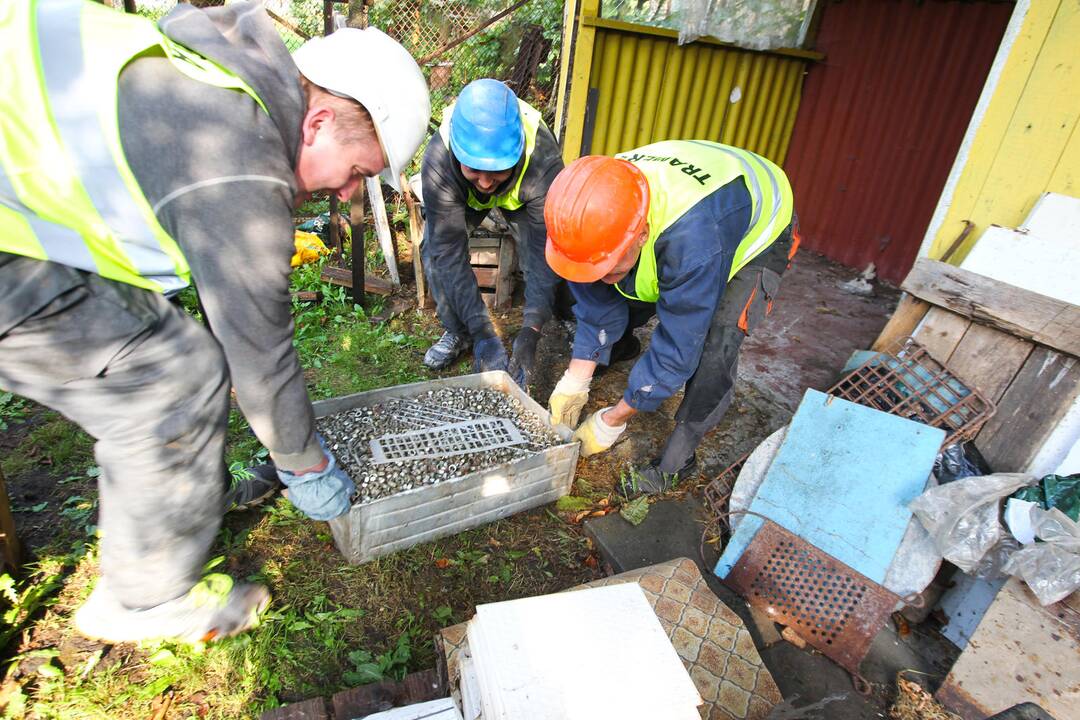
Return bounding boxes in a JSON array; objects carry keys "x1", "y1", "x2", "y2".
[
  {"x1": 702, "y1": 452, "x2": 750, "y2": 535},
  {"x1": 827, "y1": 336, "x2": 995, "y2": 445},
  {"x1": 724, "y1": 521, "x2": 898, "y2": 675}
]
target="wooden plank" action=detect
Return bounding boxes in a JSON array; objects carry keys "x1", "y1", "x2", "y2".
[
  {"x1": 481, "y1": 291, "x2": 496, "y2": 308},
  {"x1": 494, "y1": 235, "x2": 516, "y2": 311},
  {"x1": 366, "y1": 177, "x2": 400, "y2": 286},
  {"x1": 320, "y1": 266, "x2": 393, "y2": 296},
  {"x1": 472, "y1": 267, "x2": 498, "y2": 287},
  {"x1": 913, "y1": 307, "x2": 971, "y2": 364},
  {"x1": 871, "y1": 293, "x2": 930, "y2": 351},
  {"x1": 902, "y1": 257, "x2": 1080, "y2": 358},
  {"x1": 259, "y1": 697, "x2": 328, "y2": 720},
  {"x1": 0, "y1": 467, "x2": 22, "y2": 571},
  {"x1": 330, "y1": 669, "x2": 446, "y2": 720},
  {"x1": 402, "y1": 172, "x2": 427, "y2": 309},
  {"x1": 947, "y1": 324, "x2": 1033, "y2": 403},
  {"x1": 467, "y1": 235, "x2": 503, "y2": 249},
  {"x1": 976, "y1": 345, "x2": 1080, "y2": 472}
]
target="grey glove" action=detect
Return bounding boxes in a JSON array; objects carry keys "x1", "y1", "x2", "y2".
[
  {"x1": 507, "y1": 326, "x2": 540, "y2": 388},
  {"x1": 473, "y1": 336, "x2": 510, "y2": 373},
  {"x1": 275, "y1": 435, "x2": 355, "y2": 520}
]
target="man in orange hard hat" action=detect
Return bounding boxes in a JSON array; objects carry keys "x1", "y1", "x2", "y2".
[{"x1": 544, "y1": 141, "x2": 799, "y2": 495}]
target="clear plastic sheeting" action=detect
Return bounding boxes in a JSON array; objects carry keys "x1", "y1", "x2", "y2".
[
  {"x1": 1003, "y1": 507, "x2": 1080, "y2": 606},
  {"x1": 909, "y1": 473, "x2": 1037, "y2": 578},
  {"x1": 602, "y1": 0, "x2": 816, "y2": 49}
]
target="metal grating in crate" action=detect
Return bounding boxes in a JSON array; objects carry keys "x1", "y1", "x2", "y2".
[
  {"x1": 370, "y1": 417, "x2": 525, "y2": 464},
  {"x1": 703, "y1": 452, "x2": 750, "y2": 534},
  {"x1": 725, "y1": 520, "x2": 899, "y2": 675},
  {"x1": 827, "y1": 336, "x2": 995, "y2": 445}
]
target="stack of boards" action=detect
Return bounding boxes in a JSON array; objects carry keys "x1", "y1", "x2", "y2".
[
  {"x1": 359, "y1": 583, "x2": 701, "y2": 719},
  {"x1": 460, "y1": 583, "x2": 700, "y2": 719}
]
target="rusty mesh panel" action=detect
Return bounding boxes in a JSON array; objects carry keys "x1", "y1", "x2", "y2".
[
  {"x1": 725, "y1": 520, "x2": 899, "y2": 675},
  {"x1": 827, "y1": 336, "x2": 995, "y2": 445}
]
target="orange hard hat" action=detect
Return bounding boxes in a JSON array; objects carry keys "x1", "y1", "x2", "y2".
[{"x1": 544, "y1": 156, "x2": 650, "y2": 283}]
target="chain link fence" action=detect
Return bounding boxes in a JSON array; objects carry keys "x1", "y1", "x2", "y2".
[{"x1": 114, "y1": 0, "x2": 564, "y2": 154}]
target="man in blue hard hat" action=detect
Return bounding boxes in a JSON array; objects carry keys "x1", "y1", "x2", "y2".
[{"x1": 419, "y1": 79, "x2": 564, "y2": 387}]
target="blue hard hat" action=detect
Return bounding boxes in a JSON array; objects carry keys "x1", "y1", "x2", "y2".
[{"x1": 449, "y1": 79, "x2": 525, "y2": 171}]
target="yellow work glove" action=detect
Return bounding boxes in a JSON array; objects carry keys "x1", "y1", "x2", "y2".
[
  {"x1": 573, "y1": 408, "x2": 627, "y2": 457},
  {"x1": 548, "y1": 371, "x2": 591, "y2": 428}
]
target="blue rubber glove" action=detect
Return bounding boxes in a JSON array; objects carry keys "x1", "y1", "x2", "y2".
[
  {"x1": 473, "y1": 336, "x2": 510, "y2": 373},
  {"x1": 275, "y1": 435, "x2": 355, "y2": 521}
]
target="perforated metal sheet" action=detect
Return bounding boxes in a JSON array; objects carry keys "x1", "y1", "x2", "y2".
[
  {"x1": 369, "y1": 418, "x2": 526, "y2": 465},
  {"x1": 724, "y1": 520, "x2": 899, "y2": 674}
]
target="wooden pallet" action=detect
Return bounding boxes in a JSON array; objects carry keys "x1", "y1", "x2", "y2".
[
  {"x1": 873, "y1": 258, "x2": 1080, "y2": 472},
  {"x1": 469, "y1": 232, "x2": 516, "y2": 311}
]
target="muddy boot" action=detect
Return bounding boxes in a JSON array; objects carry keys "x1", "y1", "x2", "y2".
[
  {"x1": 74, "y1": 575, "x2": 270, "y2": 644},
  {"x1": 224, "y1": 464, "x2": 281, "y2": 512},
  {"x1": 423, "y1": 331, "x2": 469, "y2": 370},
  {"x1": 619, "y1": 456, "x2": 698, "y2": 497}
]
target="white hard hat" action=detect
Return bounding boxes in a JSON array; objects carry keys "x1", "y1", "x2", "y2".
[{"x1": 293, "y1": 27, "x2": 431, "y2": 192}]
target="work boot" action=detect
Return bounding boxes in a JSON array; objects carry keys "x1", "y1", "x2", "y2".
[
  {"x1": 424, "y1": 331, "x2": 469, "y2": 370},
  {"x1": 619, "y1": 456, "x2": 698, "y2": 497},
  {"x1": 74, "y1": 575, "x2": 270, "y2": 644},
  {"x1": 224, "y1": 464, "x2": 281, "y2": 512},
  {"x1": 595, "y1": 333, "x2": 642, "y2": 378}
]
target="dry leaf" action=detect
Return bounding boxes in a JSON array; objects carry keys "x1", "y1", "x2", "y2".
[{"x1": 434, "y1": 558, "x2": 451, "y2": 569}]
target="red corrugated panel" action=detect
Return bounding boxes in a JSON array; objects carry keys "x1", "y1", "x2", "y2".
[{"x1": 784, "y1": 0, "x2": 1013, "y2": 284}]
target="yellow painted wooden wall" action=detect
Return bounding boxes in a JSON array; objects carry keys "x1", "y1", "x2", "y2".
[
  {"x1": 554, "y1": 0, "x2": 819, "y2": 166},
  {"x1": 926, "y1": 0, "x2": 1080, "y2": 261}
]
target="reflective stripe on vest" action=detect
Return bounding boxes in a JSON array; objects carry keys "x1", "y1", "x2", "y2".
[
  {"x1": 612, "y1": 140, "x2": 794, "y2": 304},
  {"x1": 0, "y1": 0, "x2": 267, "y2": 294},
  {"x1": 438, "y1": 98, "x2": 544, "y2": 212}
]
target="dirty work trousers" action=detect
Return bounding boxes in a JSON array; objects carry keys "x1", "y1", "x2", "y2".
[
  {"x1": 0, "y1": 254, "x2": 229, "y2": 609},
  {"x1": 626, "y1": 224, "x2": 796, "y2": 474}
]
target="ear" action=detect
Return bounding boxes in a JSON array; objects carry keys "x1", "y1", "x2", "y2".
[{"x1": 301, "y1": 106, "x2": 335, "y2": 146}]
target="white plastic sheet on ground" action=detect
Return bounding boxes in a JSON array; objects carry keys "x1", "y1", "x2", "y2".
[{"x1": 1004, "y1": 507, "x2": 1080, "y2": 606}]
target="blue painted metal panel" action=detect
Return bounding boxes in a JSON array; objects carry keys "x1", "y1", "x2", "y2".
[{"x1": 715, "y1": 388, "x2": 944, "y2": 583}]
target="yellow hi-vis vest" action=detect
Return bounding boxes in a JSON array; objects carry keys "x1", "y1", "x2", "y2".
[
  {"x1": 438, "y1": 98, "x2": 544, "y2": 212},
  {"x1": 0, "y1": 0, "x2": 268, "y2": 294},
  {"x1": 613, "y1": 140, "x2": 794, "y2": 304}
]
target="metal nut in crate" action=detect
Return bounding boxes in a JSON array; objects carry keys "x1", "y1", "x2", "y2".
[{"x1": 312, "y1": 371, "x2": 579, "y2": 564}]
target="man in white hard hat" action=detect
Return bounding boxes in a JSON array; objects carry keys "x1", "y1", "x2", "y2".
[{"x1": 0, "y1": 1, "x2": 429, "y2": 644}]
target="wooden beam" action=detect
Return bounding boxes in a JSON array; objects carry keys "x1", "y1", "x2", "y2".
[
  {"x1": 401, "y1": 172, "x2": 428, "y2": 308},
  {"x1": 320, "y1": 266, "x2": 392, "y2": 295},
  {"x1": 259, "y1": 697, "x2": 328, "y2": 720},
  {"x1": 871, "y1": 294, "x2": 930, "y2": 352},
  {"x1": 330, "y1": 669, "x2": 445, "y2": 720},
  {"x1": 349, "y1": 182, "x2": 366, "y2": 307},
  {"x1": 947, "y1": 324, "x2": 1033, "y2": 403},
  {"x1": 902, "y1": 258, "x2": 1080, "y2": 358},
  {"x1": 365, "y1": 178, "x2": 399, "y2": 286},
  {"x1": 0, "y1": 467, "x2": 22, "y2": 571}
]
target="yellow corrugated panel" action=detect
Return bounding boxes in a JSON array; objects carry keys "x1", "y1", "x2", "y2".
[{"x1": 581, "y1": 27, "x2": 807, "y2": 162}]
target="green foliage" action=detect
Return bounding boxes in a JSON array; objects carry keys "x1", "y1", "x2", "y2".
[
  {"x1": 0, "y1": 391, "x2": 29, "y2": 432},
  {"x1": 555, "y1": 495, "x2": 592, "y2": 513},
  {"x1": 620, "y1": 495, "x2": 650, "y2": 526}
]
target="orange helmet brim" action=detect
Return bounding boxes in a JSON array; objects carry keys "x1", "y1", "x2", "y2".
[{"x1": 545, "y1": 233, "x2": 634, "y2": 284}]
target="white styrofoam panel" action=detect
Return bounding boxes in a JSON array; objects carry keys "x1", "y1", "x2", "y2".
[
  {"x1": 1018, "y1": 191, "x2": 1080, "y2": 238},
  {"x1": 959, "y1": 225, "x2": 1080, "y2": 306}
]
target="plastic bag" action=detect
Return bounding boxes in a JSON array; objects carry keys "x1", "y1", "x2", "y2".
[
  {"x1": 933, "y1": 442, "x2": 991, "y2": 485},
  {"x1": 1012, "y1": 473, "x2": 1080, "y2": 522},
  {"x1": 1003, "y1": 507, "x2": 1080, "y2": 606},
  {"x1": 909, "y1": 473, "x2": 1036, "y2": 577},
  {"x1": 291, "y1": 230, "x2": 329, "y2": 268}
]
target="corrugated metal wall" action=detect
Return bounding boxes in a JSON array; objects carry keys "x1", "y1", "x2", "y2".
[
  {"x1": 784, "y1": 0, "x2": 1013, "y2": 284},
  {"x1": 583, "y1": 26, "x2": 810, "y2": 163}
]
